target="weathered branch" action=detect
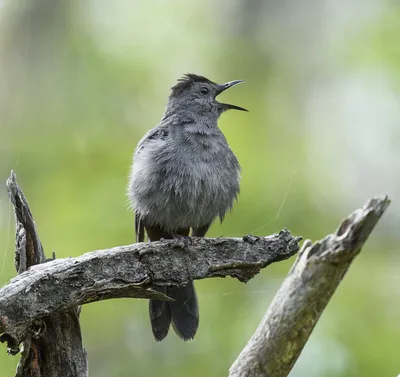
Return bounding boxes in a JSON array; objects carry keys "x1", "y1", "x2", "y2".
[
  {"x1": 229, "y1": 195, "x2": 390, "y2": 377},
  {"x1": 1, "y1": 172, "x2": 89, "y2": 377},
  {"x1": 0, "y1": 232, "x2": 300, "y2": 341}
]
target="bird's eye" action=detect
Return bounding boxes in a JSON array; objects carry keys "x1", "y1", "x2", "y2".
[{"x1": 200, "y1": 87, "x2": 209, "y2": 95}]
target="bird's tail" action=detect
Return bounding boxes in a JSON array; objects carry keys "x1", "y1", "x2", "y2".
[{"x1": 149, "y1": 281, "x2": 199, "y2": 341}]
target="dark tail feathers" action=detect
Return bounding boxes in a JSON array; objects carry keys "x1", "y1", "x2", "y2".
[{"x1": 149, "y1": 281, "x2": 199, "y2": 341}]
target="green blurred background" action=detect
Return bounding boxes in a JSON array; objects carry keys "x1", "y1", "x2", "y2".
[{"x1": 0, "y1": 1, "x2": 399, "y2": 376}]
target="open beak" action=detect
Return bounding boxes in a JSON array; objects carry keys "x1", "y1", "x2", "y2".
[{"x1": 216, "y1": 80, "x2": 248, "y2": 112}]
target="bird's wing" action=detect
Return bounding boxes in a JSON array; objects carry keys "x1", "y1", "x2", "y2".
[
  {"x1": 134, "y1": 125, "x2": 170, "y2": 158},
  {"x1": 133, "y1": 125, "x2": 170, "y2": 244},
  {"x1": 134, "y1": 114, "x2": 195, "y2": 157}
]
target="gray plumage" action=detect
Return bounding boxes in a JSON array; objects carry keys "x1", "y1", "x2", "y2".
[{"x1": 128, "y1": 74, "x2": 246, "y2": 341}]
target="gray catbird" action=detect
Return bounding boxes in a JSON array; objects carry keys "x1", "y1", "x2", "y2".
[{"x1": 128, "y1": 74, "x2": 246, "y2": 341}]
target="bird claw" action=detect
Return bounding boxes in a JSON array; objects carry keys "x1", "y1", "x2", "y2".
[{"x1": 172, "y1": 234, "x2": 192, "y2": 248}]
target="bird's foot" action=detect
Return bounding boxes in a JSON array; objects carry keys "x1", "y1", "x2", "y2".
[{"x1": 171, "y1": 234, "x2": 192, "y2": 248}]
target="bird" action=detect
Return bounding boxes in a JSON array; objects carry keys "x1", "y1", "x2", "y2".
[{"x1": 128, "y1": 73, "x2": 247, "y2": 341}]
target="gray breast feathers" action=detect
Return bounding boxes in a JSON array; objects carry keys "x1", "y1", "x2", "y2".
[{"x1": 128, "y1": 125, "x2": 240, "y2": 231}]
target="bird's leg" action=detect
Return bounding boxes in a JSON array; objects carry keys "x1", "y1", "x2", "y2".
[{"x1": 192, "y1": 223, "x2": 211, "y2": 238}]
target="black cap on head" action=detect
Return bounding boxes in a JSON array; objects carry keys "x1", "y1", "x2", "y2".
[{"x1": 170, "y1": 74, "x2": 216, "y2": 97}]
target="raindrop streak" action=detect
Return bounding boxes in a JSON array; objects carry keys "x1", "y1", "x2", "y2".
[{"x1": 250, "y1": 171, "x2": 296, "y2": 235}]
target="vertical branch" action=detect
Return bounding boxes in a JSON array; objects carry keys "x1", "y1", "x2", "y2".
[
  {"x1": 7, "y1": 171, "x2": 45, "y2": 272},
  {"x1": 229, "y1": 195, "x2": 390, "y2": 377},
  {"x1": 3, "y1": 171, "x2": 88, "y2": 377}
]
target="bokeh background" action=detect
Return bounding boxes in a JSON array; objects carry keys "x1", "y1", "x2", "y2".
[{"x1": 0, "y1": 1, "x2": 399, "y2": 376}]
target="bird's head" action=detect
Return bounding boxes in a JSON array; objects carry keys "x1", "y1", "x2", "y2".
[{"x1": 166, "y1": 74, "x2": 247, "y2": 118}]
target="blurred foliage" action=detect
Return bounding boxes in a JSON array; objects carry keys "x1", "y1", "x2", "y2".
[{"x1": 0, "y1": 1, "x2": 399, "y2": 376}]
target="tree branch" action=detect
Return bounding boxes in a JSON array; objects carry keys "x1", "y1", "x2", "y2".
[
  {"x1": 1, "y1": 172, "x2": 89, "y2": 377},
  {"x1": 0, "y1": 232, "x2": 300, "y2": 340},
  {"x1": 229, "y1": 195, "x2": 390, "y2": 377}
]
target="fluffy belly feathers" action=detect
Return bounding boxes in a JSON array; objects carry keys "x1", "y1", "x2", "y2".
[{"x1": 130, "y1": 148, "x2": 240, "y2": 231}]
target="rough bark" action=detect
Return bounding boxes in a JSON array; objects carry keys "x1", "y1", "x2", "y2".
[
  {"x1": 0, "y1": 231, "x2": 300, "y2": 339},
  {"x1": 0, "y1": 171, "x2": 300, "y2": 377},
  {"x1": 229, "y1": 195, "x2": 390, "y2": 377}
]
